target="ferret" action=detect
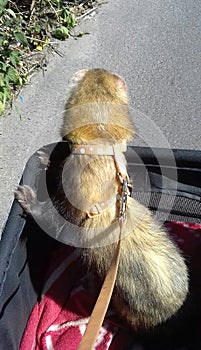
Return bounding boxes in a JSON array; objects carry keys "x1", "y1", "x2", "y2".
[{"x1": 14, "y1": 68, "x2": 188, "y2": 331}]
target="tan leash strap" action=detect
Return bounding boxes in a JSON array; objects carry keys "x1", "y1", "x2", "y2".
[
  {"x1": 70, "y1": 141, "x2": 129, "y2": 349},
  {"x1": 78, "y1": 220, "x2": 124, "y2": 350}
]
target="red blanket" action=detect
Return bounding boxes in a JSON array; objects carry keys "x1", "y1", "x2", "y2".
[{"x1": 20, "y1": 222, "x2": 201, "y2": 350}]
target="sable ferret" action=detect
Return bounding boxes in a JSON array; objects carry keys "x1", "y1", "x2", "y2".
[{"x1": 14, "y1": 68, "x2": 188, "y2": 331}]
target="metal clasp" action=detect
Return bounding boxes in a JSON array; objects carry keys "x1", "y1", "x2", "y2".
[{"x1": 119, "y1": 177, "x2": 129, "y2": 221}]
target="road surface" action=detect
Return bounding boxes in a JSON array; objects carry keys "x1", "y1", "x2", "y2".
[{"x1": 1, "y1": 0, "x2": 201, "y2": 233}]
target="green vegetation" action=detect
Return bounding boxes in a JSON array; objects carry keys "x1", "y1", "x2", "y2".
[{"x1": 0, "y1": 0, "x2": 95, "y2": 115}]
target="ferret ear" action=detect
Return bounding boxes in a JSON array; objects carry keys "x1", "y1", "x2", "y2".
[
  {"x1": 69, "y1": 69, "x2": 88, "y2": 85},
  {"x1": 112, "y1": 74, "x2": 127, "y2": 93}
]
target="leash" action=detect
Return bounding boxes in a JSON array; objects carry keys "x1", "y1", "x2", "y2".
[
  {"x1": 77, "y1": 221, "x2": 123, "y2": 350},
  {"x1": 68, "y1": 142, "x2": 130, "y2": 349},
  {"x1": 78, "y1": 178, "x2": 129, "y2": 350}
]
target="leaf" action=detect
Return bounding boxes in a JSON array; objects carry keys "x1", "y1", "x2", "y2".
[
  {"x1": 0, "y1": 85, "x2": 10, "y2": 102},
  {"x1": 36, "y1": 45, "x2": 43, "y2": 51},
  {"x1": 16, "y1": 75, "x2": 23, "y2": 86},
  {"x1": 52, "y1": 26, "x2": 69, "y2": 40},
  {"x1": 7, "y1": 66, "x2": 18, "y2": 83},
  {"x1": 0, "y1": 73, "x2": 6, "y2": 87},
  {"x1": 6, "y1": 8, "x2": 16, "y2": 18},
  {"x1": 0, "y1": 101, "x2": 5, "y2": 114},
  {"x1": 14, "y1": 31, "x2": 28, "y2": 47},
  {"x1": 0, "y1": 0, "x2": 8, "y2": 16},
  {"x1": 69, "y1": 14, "x2": 76, "y2": 28},
  {"x1": 10, "y1": 50, "x2": 21, "y2": 67},
  {"x1": 0, "y1": 35, "x2": 5, "y2": 46},
  {"x1": 0, "y1": 61, "x2": 7, "y2": 73}
]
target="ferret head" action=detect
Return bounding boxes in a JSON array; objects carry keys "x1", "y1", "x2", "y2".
[{"x1": 62, "y1": 68, "x2": 135, "y2": 144}]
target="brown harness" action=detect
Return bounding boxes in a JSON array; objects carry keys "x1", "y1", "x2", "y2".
[{"x1": 69, "y1": 142, "x2": 130, "y2": 350}]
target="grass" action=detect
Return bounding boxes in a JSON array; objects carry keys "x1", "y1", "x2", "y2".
[{"x1": 0, "y1": 0, "x2": 98, "y2": 115}]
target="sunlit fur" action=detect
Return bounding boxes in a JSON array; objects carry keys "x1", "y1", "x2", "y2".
[
  {"x1": 60, "y1": 68, "x2": 189, "y2": 329},
  {"x1": 62, "y1": 69, "x2": 134, "y2": 143},
  {"x1": 15, "y1": 69, "x2": 188, "y2": 330}
]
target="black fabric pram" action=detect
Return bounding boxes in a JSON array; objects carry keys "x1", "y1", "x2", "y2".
[{"x1": 0, "y1": 143, "x2": 201, "y2": 350}]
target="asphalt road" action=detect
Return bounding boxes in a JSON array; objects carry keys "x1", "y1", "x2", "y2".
[{"x1": 1, "y1": 0, "x2": 201, "y2": 233}]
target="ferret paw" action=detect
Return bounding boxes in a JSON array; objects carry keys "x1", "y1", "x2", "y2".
[
  {"x1": 14, "y1": 185, "x2": 36, "y2": 212},
  {"x1": 37, "y1": 151, "x2": 50, "y2": 168}
]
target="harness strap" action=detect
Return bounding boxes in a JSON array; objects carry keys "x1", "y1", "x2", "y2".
[
  {"x1": 87, "y1": 196, "x2": 116, "y2": 218},
  {"x1": 69, "y1": 142, "x2": 130, "y2": 217},
  {"x1": 70, "y1": 143, "x2": 127, "y2": 155}
]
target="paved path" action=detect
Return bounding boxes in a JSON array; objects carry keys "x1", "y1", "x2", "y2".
[{"x1": 1, "y1": 0, "x2": 201, "y2": 233}]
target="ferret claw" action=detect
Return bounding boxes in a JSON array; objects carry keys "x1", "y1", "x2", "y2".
[
  {"x1": 14, "y1": 185, "x2": 36, "y2": 212},
  {"x1": 37, "y1": 151, "x2": 50, "y2": 167}
]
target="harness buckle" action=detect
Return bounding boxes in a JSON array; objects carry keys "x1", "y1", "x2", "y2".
[{"x1": 119, "y1": 177, "x2": 129, "y2": 221}]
